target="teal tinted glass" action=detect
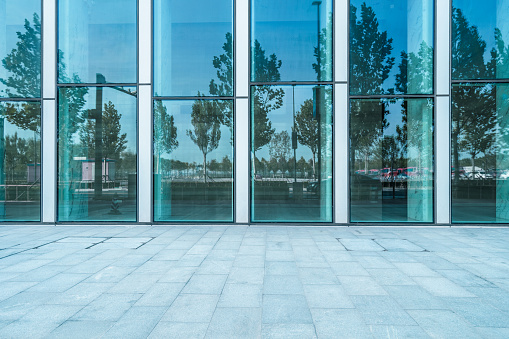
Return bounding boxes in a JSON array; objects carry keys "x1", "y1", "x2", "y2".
[
  {"x1": 452, "y1": 0, "x2": 509, "y2": 80},
  {"x1": 350, "y1": 0, "x2": 434, "y2": 95},
  {"x1": 251, "y1": 0, "x2": 333, "y2": 82},
  {"x1": 0, "y1": 0, "x2": 41, "y2": 98},
  {"x1": 153, "y1": 100, "x2": 233, "y2": 222},
  {"x1": 154, "y1": 0, "x2": 233, "y2": 97},
  {"x1": 58, "y1": 87, "x2": 137, "y2": 221},
  {"x1": 251, "y1": 85, "x2": 333, "y2": 222},
  {"x1": 350, "y1": 98, "x2": 434, "y2": 223},
  {"x1": 58, "y1": 0, "x2": 137, "y2": 84},
  {"x1": 452, "y1": 83, "x2": 509, "y2": 222},
  {"x1": 0, "y1": 101, "x2": 40, "y2": 221}
]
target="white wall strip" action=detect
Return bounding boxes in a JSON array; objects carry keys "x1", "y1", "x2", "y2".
[
  {"x1": 335, "y1": 0, "x2": 348, "y2": 83},
  {"x1": 334, "y1": 84, "x2": 349, "y2": 223},
  {"x1": 139, "y1": 0, "x2": 152, "y2": 84},
  {"x1": 42, "y1": 99, "x2": 56, "y2": 222},
  {"x1": 436, "y1": 95, "x2": 451, "y2": 224},
  {"x1": 235, "y1": 0, "x2": 249, "y2": 97},
  {"x1": 436, "y1": 0, "x2": 451, "y2": 96},
  {"x1": 42, "y1": 0, "x2": 56, "y2": 99},
  {"x1": 138, "y1": 85, "x2": 152, "y2": 222},
  {"x1": 235, "y1": 98, "x2": 249, "y2": 223}
]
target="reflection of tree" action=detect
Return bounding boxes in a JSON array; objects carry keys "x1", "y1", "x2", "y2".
[
  {"x1": 350, "y1": 3, "x2": 394, "y2": 95},
  {"x1": 269, "y1": 131, "x2": 291, "y2": 164},
  {"x1": 209, "y1": 33, "x2": 234, "y2": 142},
  {"x1": 395, "y1": 42, "x2": 433, "y2": 94},
  {"x1": 451, "y1": 8, "x2": 498, "y2": 183},
  {"x1": 312, "y1": 12, "x2": 333, "y2": 81},
  {"x1": 187, "y1": 100, "x2": 222, "y2": 183},
  {"x1": 251, "y1": 40, "x2": 284, "y2": 162},
  {"x1": 4, "y1": 133, "x2": 30, "y2": 182},
  {"x1": 154, "y1": 100, "x2": 178, "y2": 173},
  {"x1": 79, "y1": 101, "x2": 127, "y2": 162},
  {"x1": 295, "y1": 99, "x2": 318, "y2": 176}
]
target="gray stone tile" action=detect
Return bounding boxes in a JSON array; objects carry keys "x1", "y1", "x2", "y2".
[
  {"x1": 233, "y1": 255, "x2": 265, "y2": 268},
  {"x1": 393, "y1": 263, "x2": 439, "y2": 277},
  {"x1": 367, "y1": 268, "x2": 416, "y2": 286},
  {"x1": 20, "y1": 304, "x2": 82, "y2": 323},
  {"x1": 298, "y1": 268, "x2": 338, "y2": 285},
  {"x1": 443, "y1": 297, "x2": 509, "y2": 327},
  {"x1": 303, "y1": 284, "x2": 354, "y2": 309},
  {"x1": 0, "y1": 320, "x2": 61, "y2": 338},
  {"x1": 474, "y1": 327, "x2": 509, "y2": 339},
  {"x1": 351, "y1": 296, "x2": 417, "y2": 325},
  {"x1": 218, "y1": 284, "x2": 262, "y2": 308},
  {"x1": 108, "y1": 273, "x2": 160, "y2": 294},
  {"x1": 412, "y1": 277, "x2": 476, "y2": 297},
  {"x1": 408, "y1": 309, "x2": 482, "y2": 339},
  {"x1": 196, "y1": 259, "x2": 233, "y2": 274},
  {"x1": 384, "y1": 285, "x2": 446, "y2": 310},
  {"x1": 84, "y1": 265, "x2": 135, "y2": 283},
  {"x1": 262, "y1": 324, "x2": 317, "y2": 339},
  {"x1": 265, "y1": 250, "x2": 295, "y2": 261},
  {"x1": 149, "y1": 322, "x2": 209, "y2": 339},
  {"x1": 330, "y1": 262, "x2": 370, "y2": 276},
  {"x1": 47, "y1": 320, "x2": 114, "y2": 339},
  {"x1": 262, "y1": 295, "x2": 312, "y2": 324},
  {"x1": 264, "y1": 275, "x2": 304, "y2": 295},
  {"x1": 206, "y1": 307, "x2": 261, "y2": 338},
  {"x1": 0, "y1": 281, "x2": 37, "y2": 301},
  {"x1": 369, "y1": 325, "x2": 430, "y2": 339},
  {"x1": 338, "y1": 239, "x2": 385, "y2": 251},
  {"x1": 135, "y1": 282, "x2": 185, "y2": 306},
  {"x1": 46, "y1": 282, "x2": 114, "y2": 305},
  {"x1": 227, "y1": 267, "x2": 264, "y2": 284},
  {"x1": 265, "y1": 261, "x2": 299, "y2": 276},
  {"x1": 103, "y1": 306, "x2": 166, "y2": 338},
  {"x1": 71, "y1": 293, "x2": 141, "y2": 321},
  {"x1": 161, "y1": 294, "x2": 219, "y2": 322},
  {"x1": 27, "y1": 273, "x2": 88, "y2": 293},
  {"x1": 338, "y1": 276, "x2": 388, "y2": 295},
  {"x1": 311, "y1": 308, "x2": 372, "y2": 338},
  {"x1": 159, "y1": 266, "x2": 196, "y2": 283},
  {"x1": 438, "y1": 269, "x2": 495, "y2": 287},
  {"x1": 0, "y1": 291, "x2": 58, "y2": 321},
  {"x1": 182, "y1": 274, "x2": 227, "y2": 294},
  {"x1": 466, "y1": 286, "x2": 509, "y2": 312}
]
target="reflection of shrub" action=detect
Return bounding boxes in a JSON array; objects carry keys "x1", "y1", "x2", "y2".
[
  {"x1": 166, "y1": 182, "x2": 232, "y2": 201},
  {"x1": 453, "y1": 180, "x2": 496, "y2": 200},
  {"x1": 253, "y1": 181, "x2": 290, "y2": 200}
]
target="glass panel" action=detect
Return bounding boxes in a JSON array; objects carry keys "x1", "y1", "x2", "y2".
[
  {"x1": 153, "y1": 100, "x2": 233, "y2": 222},
  {"x1": 58, "y1": 0, "x2": 137, "y2": 84},
  {"x1": 251, "y1": 85, "x2": 333, "y2": 222},
  {"x1": 350, "y1": 0, "x2": 434, "y2": 95},
  {"x1": 452, "y1": 0, "x2": 509, "y2": 80},
  {"x1": 0, "y1": 101, "x2": 40, "y2": 221},
  {"x1": 452, "y1": 83, "x2": 509, "y2": 222},
  {"x1": 58, "y1": 87, "x2": 137, "y2": 221},
  {"x1": 251, "y1": 0, "x2": 333, "y2": 82},
  {"x1": 0, "y1": 0, "x2": 41, "y2": 98},
  {"x1": 350, "y1": 98, "x2": 434, "y2": 222},
  {"x1": 154, "y1": 0, "x2": 233, "y2": 97}
]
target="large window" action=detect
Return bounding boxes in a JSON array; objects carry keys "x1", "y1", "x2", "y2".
[
  {"x1": 0, "y1": 0, "x2": 41, "y2": 221},
  {"x1": 251, "y1": 85, "x2": 333, "y2": 222},
  {"x1": 57, "y1": 0, "x2": 137, "y2": 222},
  {"x1": 451, "y1": 1, "x2": 509, "y2": 223},
  {"x1": 349, "y1": 0, "x2": 434, "y2": 223},
  {"x1": 250, "y1": 0, "x2": 334, "y2": 222},
  {"x1": 153, "y1": 0, "x2": 234, "y2": 222}
]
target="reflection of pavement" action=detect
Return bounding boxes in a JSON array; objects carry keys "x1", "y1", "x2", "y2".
[
  {"x1": 58, "y1": 199, "x2": 136, "y2": 221},
  {"x1": 0, "y1": 202, "x2": 40, "y2": 221},
  {"x1": 156, "y1": 202, "x2": 233, "y2": 222}
]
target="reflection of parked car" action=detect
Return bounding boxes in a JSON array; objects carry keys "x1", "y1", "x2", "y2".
[{"x1": 307, "y1": 178, "x2": 332, "y2": 194}]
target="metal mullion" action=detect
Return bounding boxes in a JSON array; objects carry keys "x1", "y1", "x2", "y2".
[{"x1": 153, "y1": 96, "x2": 235, "y2": 101}]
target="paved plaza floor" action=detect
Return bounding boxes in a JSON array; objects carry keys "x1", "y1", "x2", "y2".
[{"x1": 0, "y1": 225, "x2": 509, "y2": 338}]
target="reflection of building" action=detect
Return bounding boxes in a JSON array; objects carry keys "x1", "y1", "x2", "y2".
[
  {"x1": 78, "y1": 159, "x2": 116, "y2": 182},
  {"x1": 1, "y1": 0, "x2": 509, "y2": 225}
]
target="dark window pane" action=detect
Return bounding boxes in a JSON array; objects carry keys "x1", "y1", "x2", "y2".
[
  {"x1": 350, "y1": 98, "x2": 434, "y2": 222},
  {"x1": 154, "y1": 0, "x2": 233, "y2": 97},
  {"x1": 251, "y1": 85, "x2": 333, "y2": 222},
  {"x1": 0, "y1": 101, "x2": 40, "y2": 221},
  {"x1": 153, "y1": 100, "x2": 233, "y2": 222},
  {"x1": 251, "y1": 0, "x2": 333, "y2": 82},
  {"x1": 58, "y1": 87, "x2": 137, "y2": 221},
  {"x1": 58, "y1": 0, "x2": 137, "y2": 84},
  {"x1": 0, "y1": 0, "x2": 41, "y2": 98},
  {"x1": 452, "y1": 83, "x2": 509, "y2": 222},
  {"x1": 452, "y1": 0, "x2": 509, "y2": 80},
  {"x1": 350, "y1": 0, "x2": 434, "y2": 95}
]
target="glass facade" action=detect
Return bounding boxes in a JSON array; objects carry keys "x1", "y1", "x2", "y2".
[
  {"x1": 251, "y1": 0, "x2": 333, "y2": 82},
  {"x1": 1, "y1": 1, "x2": 508, "y2": 225},
  {"x1": 153, "y1": 100, "x2": 234, "y2": 222},
  {"x1": 0, "y1": 0, "x2": 41, "y2": 221},
  {"x1": 58, "y1": 0, "x2": 137, "y2": 84},
  {"x1": 58, "y1": 87, "x2": 137, "y2": 221},
  {"x1": 350, "y1": 98, "x2": 433, "y2": 222},
  {"x1": 154, "y1": 0, "x2": 233, "y2": 97},
  {"x1": 251, "y1": 85, "x2": 333, "y2": 222}
]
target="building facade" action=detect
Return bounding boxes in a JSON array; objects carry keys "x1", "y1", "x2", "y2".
[{"x1": 0, "y1": 0, "x2": 508, "y2": 225}]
